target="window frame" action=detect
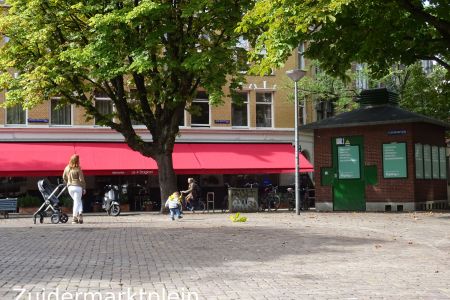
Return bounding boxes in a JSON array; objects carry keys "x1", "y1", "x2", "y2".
[
  {"x1": 50, "y1": 98, "x2": 73, "y2": 126},
  {"x1": 5, "y1": 104, "x2": 27, "y2": 126},
  {"x1": 190, "y1": 91, "x2": 210, "y2": 127},
  {"x1": 255, "y1": 91, "x2": 273, "y2": 128},
  {"x1": 231, "y1": 91, "x2": 249, "y2": 128},
  {"x1": 94, "y1": 96, "x2": 114, "y2": 126}
]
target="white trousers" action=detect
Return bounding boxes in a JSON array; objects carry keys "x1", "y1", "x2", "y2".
[{"x1": 68, "y1": 185, "x2": 83, "y2": 216}]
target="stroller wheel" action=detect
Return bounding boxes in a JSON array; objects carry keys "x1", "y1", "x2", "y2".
[
  {"x1": 50, "y1": 214, "x2": 60, "y2": 224},
  {"x1": 59, "y1": 213, "x2": 69, "y2": 224},
  {"x1": 39, "y1": 213, "x2": 44, "y2": 224}
]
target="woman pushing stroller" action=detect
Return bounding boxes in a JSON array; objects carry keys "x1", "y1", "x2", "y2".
[{"x1": 63, "y1": 154, "x2": 86, "y2": 224}]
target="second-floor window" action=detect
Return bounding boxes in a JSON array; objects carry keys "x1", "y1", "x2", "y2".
[
  {"x1": 298, "y1": 42, "x2": 305, "y2": 70},
  {"x1": 191, "y1": 91, "x2": 209, "y2": 127},
  {"x1": 95, "y1": 97, "x2": 113, "y2": 126},
  {"x1": 6, "y1": 104, "x2": 26, "y2": 125},
  {"x1": 256, "y1": 92, "x2": 273, "y2": 128},
  {"x1": 232, "y1": 92, "x2": 249, "y2": 127},
  {"x1": 51, "y1": 99, "x2": 72, "y2": 126},
  {"x1": 315, "y1": 100, "x2": 335, "y2": 121}
]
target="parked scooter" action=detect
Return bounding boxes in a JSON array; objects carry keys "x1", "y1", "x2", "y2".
[{"x1": 103, "y1": 185, "x2": 121, "y2": 216}]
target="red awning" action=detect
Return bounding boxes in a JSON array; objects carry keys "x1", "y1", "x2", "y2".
[
  {"x1": 187, "y1": 143, "x2": 313, "y2": 174},
  {"x1": 0, "y1": 142, "x2": 313, "y2": 176}
]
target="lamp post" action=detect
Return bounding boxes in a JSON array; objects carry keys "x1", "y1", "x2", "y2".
[{"x1": 286, "y1": 69, "x2": 306, "y2": 215}]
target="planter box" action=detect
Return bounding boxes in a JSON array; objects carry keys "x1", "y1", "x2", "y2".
[
  {"x1": 61, "y1": 207, "x2": 72, "y2": 214},
  {"x1": 142, "y1": 204, "x2": 153, "y2": 211},
  {"x1": 120, "y1": 203, "x2": 130, "y2": 212},
  {"x1": 92, "y1": 203, "x2": 103, "y2": 212}
]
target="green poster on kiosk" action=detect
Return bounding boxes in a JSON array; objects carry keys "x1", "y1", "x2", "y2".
[
  {"x1": 383, "y1": 143, "x2": 407, "y2": 178},
  {"x1": 338, "y1": 145, "x2": 360, "y2": 179},
  {"x1": 423, "y1": 145, "x2": 432, "y2": 179},
  {"x1": 415, "y1": 144, "x2": 424, "y2": 179},
  {"x1": 440, "y1": 147, "x2": 447, "y2": 179},
  {"x1": 432, "y1": 146, "x2": 440, "y2": 179}
]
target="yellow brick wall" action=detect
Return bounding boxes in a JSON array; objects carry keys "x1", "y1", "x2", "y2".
[
  {"x1": 210, "y1": 51, "x2": 304, "y2": 129},
  {"x1": 0, "y1": 47, "x2": 312, "y2": 129},
  {"x1": 27, "y1": 103, "x2": 48, "y2": 126}
]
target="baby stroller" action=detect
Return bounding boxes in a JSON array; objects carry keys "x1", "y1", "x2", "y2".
[{"x1": 33, "y1": 179, "x2": 69, "y2": 224}]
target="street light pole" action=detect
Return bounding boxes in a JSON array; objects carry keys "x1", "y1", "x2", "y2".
[{"x1": 286, "y1": 69, "x2": 306, "y2": 216}]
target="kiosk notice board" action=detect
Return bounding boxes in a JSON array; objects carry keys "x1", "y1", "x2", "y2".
[{"x1": 383, "y1": 143, "x2": 407, "y2": 178}]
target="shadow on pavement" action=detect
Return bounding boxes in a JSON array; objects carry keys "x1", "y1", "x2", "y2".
[{"x1": 0, "y1": 218, "x2": 387, "y2": 288}]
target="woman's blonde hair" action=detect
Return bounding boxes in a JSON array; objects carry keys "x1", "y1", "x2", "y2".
[{"x1": 69, "y1": 154, "x2": 80, "y2": 168}]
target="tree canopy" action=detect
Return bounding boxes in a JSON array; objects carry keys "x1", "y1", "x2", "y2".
[
  {"x1": 0, "y1": 0, "x2": 254, "y2": 201},
  {"x1": 239, "y1": 0, "x2": 450, "y2": 79}
]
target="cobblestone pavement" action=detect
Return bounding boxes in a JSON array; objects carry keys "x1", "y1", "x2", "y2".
[{"x1": 1, "y1": 211, "x2": 450, "y2": 300}]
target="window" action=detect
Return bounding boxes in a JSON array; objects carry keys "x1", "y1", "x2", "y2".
[
  {"x1": 297, "y1": 42, "x2": 305, "y2": 70},
  {"x1": 50, "y1": 98, "x2": 72, "y2": 126},
  {"x1": 232, "y1": 92, "x2": 249, "y2": 127},
  {"x1": 355, "y1": 63, "x2": 368, "y2": 91},
  {"x1": 315, "y1": 100, "x2": 334, "y2": 121},
  {"x1": 191, "y1": 91, "x2": 209, "y2": 127},
  {"x1": 94, "y1": 97, "x2": 113, "y2": 126},
  {"x1": 178, "y1": 109, "x2": 185, "y2": 127},
  {"x1": 256, "y1": 92, "x2": 272, "y2": 127},
  {"x1": 6, "y1": 104, "x2": 26, "y2": 125}
]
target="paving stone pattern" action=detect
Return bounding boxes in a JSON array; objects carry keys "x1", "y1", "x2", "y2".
[{"x1": 0, "y1": 211, "x2": 450, "y2": 299}]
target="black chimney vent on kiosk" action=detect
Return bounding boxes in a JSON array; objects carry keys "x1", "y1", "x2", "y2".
[{"x1": 357, "y1": 88, "x2": 399, "y2": 107}]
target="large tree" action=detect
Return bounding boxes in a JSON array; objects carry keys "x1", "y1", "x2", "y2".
[
  {"x1": 239, "y1": 0, "x2": 449, "y2": 79},
  {"x1": 0, "y1": 0, "x2": 254, "y2": 206}
]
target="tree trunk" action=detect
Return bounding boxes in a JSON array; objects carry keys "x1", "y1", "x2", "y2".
[{"x1": 155, "y1": 152, "x2": 178, "y2": 212}]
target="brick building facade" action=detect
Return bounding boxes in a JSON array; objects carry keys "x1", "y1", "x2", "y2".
[{"x1": 304, "y1": 89, "x2": 449, "y2": 212}]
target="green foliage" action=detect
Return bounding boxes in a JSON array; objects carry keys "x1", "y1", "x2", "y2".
[
  {"x1": 377, "y1": 64, "x2": 450, "y2": 122},
  {"x1": 0, "y1": 0, "x2": 256, "y2": 202},
  {"x1": 239, "y1": 0, "x2": 450, "y2": 79},
  {"x1": 230, "y1": 212, "x2": 247, "y2": 222},
  {"x1": 17, "y1": 195, "x2": 42, "y2": 208}
]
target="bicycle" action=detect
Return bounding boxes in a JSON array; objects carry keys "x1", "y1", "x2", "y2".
[
  {"x1": 286, "y1": 187, "x2": 295, "y2": 211},
  {"x1": 259, "y1": 184, "x2": 281, "y2": 212},
  {"x1": 180, "y1": 194, "x2": 206, "y2": 213}
]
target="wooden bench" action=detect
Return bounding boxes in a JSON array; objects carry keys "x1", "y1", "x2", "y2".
[{"x1": 0, "y1": 198, "x2": 18, "y2": 219}]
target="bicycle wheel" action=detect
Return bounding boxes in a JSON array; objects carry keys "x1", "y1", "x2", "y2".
[
  {"x1": 268, "y1": 195, "x2": 281, "y2": 211},
  {"x1": 259, "y1": 197, "x2": 267, "y2": 211},
  {"x1": 287, "y1": 194, "x2": 295, "y2": 211},
  {"x1": 198, "y1": 201, "x2": 206, "y2": 212}
]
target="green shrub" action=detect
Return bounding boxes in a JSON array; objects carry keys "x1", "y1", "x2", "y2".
[{"x1": 18, "y1": 195, "x2": 42, "y2": 207}]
